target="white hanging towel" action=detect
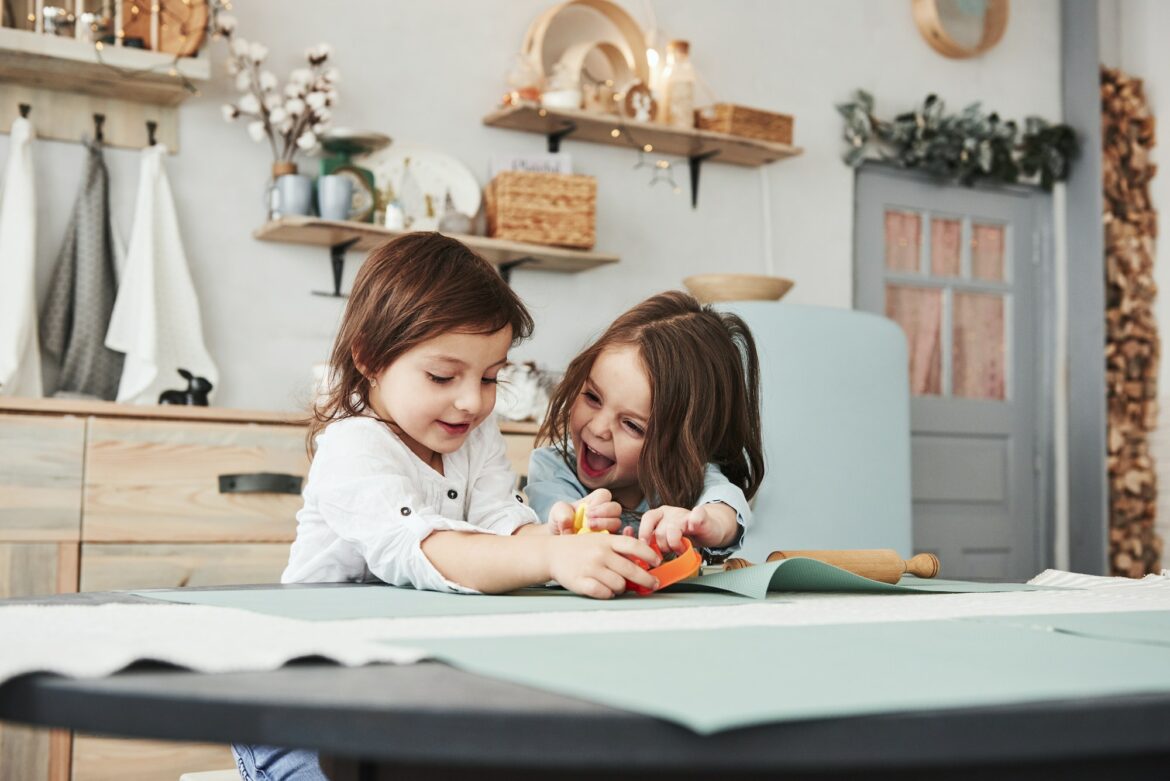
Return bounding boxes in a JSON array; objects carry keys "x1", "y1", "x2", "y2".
[
  {"x1": 106, "y1": 144, "x2": 218, "y2": 404},
  {"x1": 0, "y1": 117, "x2": 43, "y2": 397}
]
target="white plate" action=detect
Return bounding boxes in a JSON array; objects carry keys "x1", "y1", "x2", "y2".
[{"x1": 359, "y1": 145, "x2": 482, "y2": 232}]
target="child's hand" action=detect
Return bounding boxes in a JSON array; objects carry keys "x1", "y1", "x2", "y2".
[
  {"x1": 548, "y1": 534, "x2": 661, "y2": 599},
  {"x1": 639, "y1": 503, "x2": 736, "y2": 554},
  {"x1": 547, "y1": 489, "x2": 623, "y2": 534}
]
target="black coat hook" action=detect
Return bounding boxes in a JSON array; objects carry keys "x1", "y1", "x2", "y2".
[
  {"x1": 18, "y1": 103, "x2": 30, "y2": 118},
  {"x1": 93, "y1": 113, "x2": 105, "y2": 142},
  {"x1": 146, "y1": 120, "x2": 157, "y2": 146}
]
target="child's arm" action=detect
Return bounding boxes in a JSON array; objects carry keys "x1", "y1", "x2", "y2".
[
  {"x1": 421, "y1": 530, "x2": 660, "y2": 598},
  {"x1": 639, "y1": 465, "x2": 751, "y2": 556}
]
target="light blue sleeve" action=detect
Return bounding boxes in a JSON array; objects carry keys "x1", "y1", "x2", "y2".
[
  {"x1": 525, "y1": 446, "x2": 588, "y2": 525},
  {"x1": 695, "y1": 463, "x2": 752, "y2": 559}
]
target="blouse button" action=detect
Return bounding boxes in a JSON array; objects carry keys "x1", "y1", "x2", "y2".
[
  {"x1": 447, "y1": 489, "x2": 458, "y2": 500},
  {"x1": 400, "y1": 507, "x2": 411, "y2": 516},
  {"x1": 514, "y1": 494, "x2": 524, "y2": 503}
]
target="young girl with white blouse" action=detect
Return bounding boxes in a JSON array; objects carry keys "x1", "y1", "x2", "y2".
[{"x1": 233, "y1": 232, "x2": 659, "y2": 781}]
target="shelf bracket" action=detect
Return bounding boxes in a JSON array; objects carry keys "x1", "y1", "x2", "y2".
[
  {"x1": 688, "y1": 150, "x2": 722, "y2": 209},
  {"x1": 498, "y1": 257, "x2": 536, "y2": 284},
  {"x1": 546, "y1": 121, "x2": 577, "y2": 153},
  {"x1": 312, "y1": 237, "x2": 361, "y2": 298}
]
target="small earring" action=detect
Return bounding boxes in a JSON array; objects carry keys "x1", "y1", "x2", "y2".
[{"x1": 369, "y1": 376, "x2": 377, "y2": 388}]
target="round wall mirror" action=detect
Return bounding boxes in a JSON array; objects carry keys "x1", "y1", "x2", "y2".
[{"x1": 912, "y1": 0, "x2": 1009, "y2": 58}]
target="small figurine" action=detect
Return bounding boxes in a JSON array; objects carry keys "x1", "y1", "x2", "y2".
[
  {"x1": 158, "y1": 368, "x2": 213, "y2": 406},
  {"x1": 621, "y1": 82, "x2": 657, "y2": 123},
  {"x1": 437, "y1": 190, "x2": 474, "y2": 235}
]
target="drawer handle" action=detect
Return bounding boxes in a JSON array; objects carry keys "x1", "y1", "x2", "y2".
[{"x1": 218, "y1": 472, "x2": 303, "y2": 495}]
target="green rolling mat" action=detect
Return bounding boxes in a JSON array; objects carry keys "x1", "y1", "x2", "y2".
[
  {"x1": 408, "y1": 617, "x2": 1170, "y2": 734},
  {"x1": 135, "y1": 558, "x2": 1046, "y2": 621}
]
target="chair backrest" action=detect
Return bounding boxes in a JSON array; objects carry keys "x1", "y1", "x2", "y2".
[{"x1": 720, "y1": 302, "x2": 913, "y2": 561}]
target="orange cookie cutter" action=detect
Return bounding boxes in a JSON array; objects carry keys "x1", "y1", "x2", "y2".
[
  {"x1": 626, "y1": 537, "x2": 702, "y2": 595},
  {"x1": 572, "y1": 504, "x2": 701, "y2": 594}
]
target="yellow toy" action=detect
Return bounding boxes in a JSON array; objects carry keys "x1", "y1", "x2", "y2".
[{"x1": 573, "y1": 502, "x2": 608, "y2": 534}]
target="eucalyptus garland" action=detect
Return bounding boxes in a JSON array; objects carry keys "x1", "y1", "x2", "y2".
[{"x1": 837, "y1": 90, "x2": 1078, "y2": 189}]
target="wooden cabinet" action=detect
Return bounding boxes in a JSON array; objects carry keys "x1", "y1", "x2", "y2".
[
  {"x1": 0, "y1": 398, "x2": 540, "y2": 780},
  {"x1": 0, "y1": 399, "x2": 307, "y2": 781}
]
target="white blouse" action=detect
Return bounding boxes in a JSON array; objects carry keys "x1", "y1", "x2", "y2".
[{"x1": 282, "y1": 415, "x2": 537, "y2": 593}]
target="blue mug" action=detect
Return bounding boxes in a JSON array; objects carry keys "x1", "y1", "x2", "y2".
[{"x1": 317, "y1": 175, "x2": 354, "y2": 221}]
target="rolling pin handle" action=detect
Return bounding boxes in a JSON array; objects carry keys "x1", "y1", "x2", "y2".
[{"x1": 905, "y1": 553, "x2": 940, "y2": 579}]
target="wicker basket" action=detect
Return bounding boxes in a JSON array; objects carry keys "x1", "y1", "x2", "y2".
[
  {"x1": 485, "y1": 171, "x2": 597, "y2": 249},
  {"x1": 694, "y1": 104, "x2": 794, "y2": 145}
]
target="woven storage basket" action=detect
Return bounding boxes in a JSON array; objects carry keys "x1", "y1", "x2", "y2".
[
  {"x1": 695, "y1": 104, "x2": 794, "y2": 145},
  {"x1": 485, "y1": 171, "x2": 597, "y2": 249}
]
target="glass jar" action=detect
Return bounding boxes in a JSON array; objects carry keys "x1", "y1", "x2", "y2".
[{"x1": 658, "y1": 40, "x2": 695, "y2": 130}]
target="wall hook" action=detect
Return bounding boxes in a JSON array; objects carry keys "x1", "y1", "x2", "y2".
[
  {"x1": 93, "y1": 113, "x2": 105, "y2": 143},
  {"x1": 18, "y1": 103, "x2": 30, "y2": 118},
  {"x1": 146, "y1": 120, "x2": 157, "y2": 146}
]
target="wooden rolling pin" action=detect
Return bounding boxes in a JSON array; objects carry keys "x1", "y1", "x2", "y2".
[{"x1": 723, "y1": 549, "x2": 939, "y2": 584}]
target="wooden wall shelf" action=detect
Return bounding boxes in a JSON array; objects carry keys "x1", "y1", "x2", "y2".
[
  {"x1": 255, "y1": 216, "x2": 619, "y2": 295},
  {"x1": 0, "y1": 27, "x2": 209, "y2": 106},
  {"x1": 484, "y1": 104, "x2": 802, "y2": 172}
]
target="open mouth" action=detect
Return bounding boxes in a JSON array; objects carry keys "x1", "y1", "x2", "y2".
[
  {"x1": 578, "y1": 441, "x2": 616, "y2": 478},
  {"x1": 437, "y1": 420, "x2": 471, "y2": 436}
]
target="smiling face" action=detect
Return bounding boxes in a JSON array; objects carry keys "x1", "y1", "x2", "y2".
[
  {"x1": 366, "y1": 328, "x2": 513, "y2": 464},
  {"x1": 568, "y1": 344, "x2": 652, "y2": 508}
]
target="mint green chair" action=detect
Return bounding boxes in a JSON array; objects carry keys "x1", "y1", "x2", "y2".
[{"x1": 721, "y1": 302, "x2": 913, "y2": 561}]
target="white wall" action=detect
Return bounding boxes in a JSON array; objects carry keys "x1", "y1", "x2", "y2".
[
  {"x1": 1112, "y1": 0, "x2": 1170, "y2": 548},
  {"x1": 0, "y1": 0, "x2": 1062, "y2": 411}
]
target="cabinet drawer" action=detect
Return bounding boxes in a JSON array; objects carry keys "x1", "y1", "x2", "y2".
[
  {"x1": 72, "y1": 736, "x2": 232, "y2": 781},
  {"x1": 80, "y1": 543, "x2": 290, "y2": 591},
  {"x1": 0, "y1": 414, "x2": 84, "y2": 542},
  {"x1": 83, "y1": 418, "x2": 306, "y2": 543}
]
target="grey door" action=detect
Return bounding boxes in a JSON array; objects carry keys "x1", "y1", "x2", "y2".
[{"x1": 854, "y1": 165, "x2": 1051, "y2": 581}]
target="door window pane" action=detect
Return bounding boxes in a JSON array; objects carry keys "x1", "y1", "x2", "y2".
[
  {"x1": 886, "y1": 285, "x2": 943, "y2": 396},
  {"x1": 930, "y1": 218, "x2": 962, "y2": 276},
  {"x1": 971, "y1": 223, "x2": 1006, "y2": 281},
  {"x1": 884, "y1": 211, "x2": 921, "y2": 272},
  {"x1": 953, "y1": 292, "x2": 1005, "y2": 400}
]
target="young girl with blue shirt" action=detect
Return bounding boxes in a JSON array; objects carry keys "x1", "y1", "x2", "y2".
[
  {"x1": 233, "y1": 233, "x2": 659, "y2": 781},
  {"x1": 526, "y1": 290, "x2": 765, "y2": 561}
]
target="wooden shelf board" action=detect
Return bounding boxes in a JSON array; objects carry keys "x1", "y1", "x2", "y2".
[
  {"x1": 254, "y1": 217, "x2": 619, "y2": 273},
  {"x1": 483, "y1": 105, "x2": 802, "y2": 167},
  {"x1": 0, "y1": 27, "x2": 209, "y2": 106}
]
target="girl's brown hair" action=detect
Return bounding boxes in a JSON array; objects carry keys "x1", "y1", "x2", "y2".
[
  {"x1": 539, "y1": 290, "x2": 764, "y2": 508},
  {"x1": 309, "y1": 232, "x2": 533, "y2": 453}
]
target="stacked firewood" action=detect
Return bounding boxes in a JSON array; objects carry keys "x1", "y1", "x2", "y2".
[{"x1": 1102, "y1": 66, "x2": 1162, "y2": 577}]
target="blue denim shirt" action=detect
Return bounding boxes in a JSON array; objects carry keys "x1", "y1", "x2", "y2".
[{"x1": 525, "y1": 445, "x2": 752, "y2": 561}]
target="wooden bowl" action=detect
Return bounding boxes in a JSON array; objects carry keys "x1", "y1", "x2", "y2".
[{"x1": 683, "y1": 274, "x2": 794, "y2": 303}]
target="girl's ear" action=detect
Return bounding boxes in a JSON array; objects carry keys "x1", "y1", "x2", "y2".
[{"x1": 351, "y1": 345, "x2": 371, "y2": 382}]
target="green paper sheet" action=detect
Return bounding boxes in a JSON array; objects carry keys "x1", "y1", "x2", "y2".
[
  {"x1": 135, "y1": 584, "x2": 763, "y2": 620},
  {"x1": 408, "y1": 618, "x2": 1170, "y2": 734},
  {"x1": 966, "y1": 610, "x2": 1170, "y2": 648},
  {"x1": 672, "y1": 558, "x2": 1049, "y2": 599},
  {"x1": 136, "y1": 559, "x2": 1046, "y2": 621}
]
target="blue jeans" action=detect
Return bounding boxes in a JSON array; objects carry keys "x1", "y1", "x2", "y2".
[{"x1": 231, "y1": 744, "x2": 329, "y2": 781}]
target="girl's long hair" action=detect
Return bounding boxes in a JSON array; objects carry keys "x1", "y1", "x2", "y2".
[
  {"x1": 539, "y1": 291, "x2": 764, "y2": 508},
  {"x1": 308, "y1": 232, "x2": 533, "y2": 455}
]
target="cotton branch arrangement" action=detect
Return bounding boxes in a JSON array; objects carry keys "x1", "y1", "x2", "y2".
[{"x1": 213, "y1": 14, "x2": 339, "y2": 166}]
